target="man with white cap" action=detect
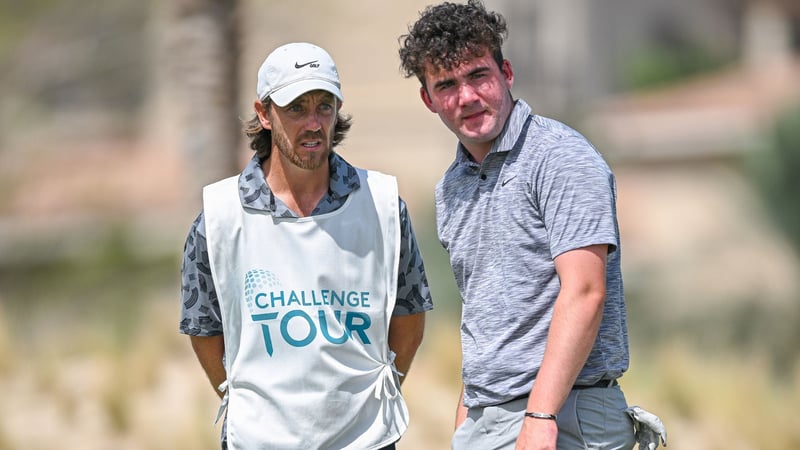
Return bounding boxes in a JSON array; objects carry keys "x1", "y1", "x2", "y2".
[{"x1": 179, "y1": 42, "x2": 432, "y2": 450}]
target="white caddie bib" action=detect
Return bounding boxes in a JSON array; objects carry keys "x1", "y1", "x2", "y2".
[{"x1": 203, "y1": 168, "x2": 408, "y2": 450}]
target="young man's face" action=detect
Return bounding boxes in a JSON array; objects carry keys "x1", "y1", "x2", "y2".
[
  {"x1": 256, "y1": 90, "x2": 340, "y2": 170},
  {"x1": 420, "y1": 51, "x2": 514, "y2": 159}
]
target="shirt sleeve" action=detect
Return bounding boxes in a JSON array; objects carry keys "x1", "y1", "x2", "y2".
[
  {"x1": 179, "y1": 212, "x2": 224, "y2": 336},
  {"x1": 534, "y1": 136, "x2": 620, "y2": 259},
  {"x1": 393, "y1": 198, "x2": 434, "y2": 316}
]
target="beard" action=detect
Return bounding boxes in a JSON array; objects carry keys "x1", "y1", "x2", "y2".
[{"x1": 273, "y1": 127, "x2": 332, "y2": 170}]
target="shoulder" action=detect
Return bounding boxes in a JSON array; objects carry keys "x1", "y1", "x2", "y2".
[
  {"x1": 524, "y1": 115, "x2": 609, "y2": 170},
  {"x1": 527, "y1": 115, "x2": 590, "y2": 150}
]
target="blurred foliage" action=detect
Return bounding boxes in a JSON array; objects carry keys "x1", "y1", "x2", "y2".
[
  {"x1": 416, "y1": 213, "x2": 461, "y2": 323},
  {"x1": 0, "y1": 0, "x2": 58, "y2": 56},
  {"x1": 626, "y1": 282, "x2": 800, "y2": 383},
  {"x1": 739, "y1": 104, "x2": 800, "y2": 376},
  {"x1": 746, "y1": 103, "x2": 800, "y2": 255},
  {"x1": 0, "y1": 225, "x2": 179, "y2": 354},
  {"x1": 622, "y1": 44, "x2": 733, "y2": 90},
  {"x1": 628, "y1": 340, "x2": 800, "y2": 449}
]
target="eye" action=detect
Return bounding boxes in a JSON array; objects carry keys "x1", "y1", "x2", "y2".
[
  {"x1": 435, "y1": 80, "x2": 455, "y2": 92},
  {"x1": 470, "y1": 69, "x2": 489, "y2": 80}
]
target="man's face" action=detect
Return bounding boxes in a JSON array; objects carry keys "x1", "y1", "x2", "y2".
[
  {"x1": 420, "y1": 51, "x2": 514, "y2": 159},
  {"x1": 259, "y1": 90, "x2": 340, "y2": 170}
]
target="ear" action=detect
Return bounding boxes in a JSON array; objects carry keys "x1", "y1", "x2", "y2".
[
  {"x1": 254, "y1": 99, "x2": 272, "y2": 130},
  {"x1": 420, "y1": 86, "x2": 436, "y2": 113},
  {"x1": 501, "y1": 59, "x2": 514, "y2": 90}
]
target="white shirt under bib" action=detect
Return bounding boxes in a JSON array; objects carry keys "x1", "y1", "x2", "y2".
[{"x1": 203, "y1": 168, "x2": 408, "y2": 450}]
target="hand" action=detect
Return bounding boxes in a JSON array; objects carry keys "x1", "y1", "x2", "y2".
[{"x1": 515, "y1": 416, "x2": 558, "y2": 450}]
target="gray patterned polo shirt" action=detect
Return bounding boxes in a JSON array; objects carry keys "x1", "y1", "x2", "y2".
[
  {"x1": 180, "y1": 153, "x2": 433, "y2": 337},
  {"x1": 436, "y1": 99, "x2": 629, "y2": 408}
]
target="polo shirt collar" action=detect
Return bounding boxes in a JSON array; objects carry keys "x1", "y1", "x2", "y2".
[{"x1": 237, "y1": 152, "x2": 360, "y2": 214}]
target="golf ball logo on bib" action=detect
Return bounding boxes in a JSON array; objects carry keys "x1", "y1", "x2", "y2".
[{"x1": 244, "y1": 269, "x2": 374, "y2": 357}]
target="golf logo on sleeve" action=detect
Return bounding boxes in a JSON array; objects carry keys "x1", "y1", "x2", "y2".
[{"x1": 244, "y1": 269, "x2": 373, "y2": 357}]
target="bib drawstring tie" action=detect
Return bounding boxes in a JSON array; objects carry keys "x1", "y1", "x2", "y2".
[
  {"x1": 215, "y1": 380, "x2": 229, "y2": 424},
  {"x1": 374, "y1": 350, "x2": 404, "y2": 400}
]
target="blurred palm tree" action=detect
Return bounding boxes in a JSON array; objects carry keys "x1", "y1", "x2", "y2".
[{"x1": 164, "y1": 0, "x2": 241, "y2": 188}]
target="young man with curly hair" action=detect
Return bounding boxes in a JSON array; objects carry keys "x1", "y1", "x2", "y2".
[
  {"x1": 399, "y1": 2, "x2": 637, "y2": 449},
  {"x1": 180, "y1": 42, "x2": 432, "y2": 449}
]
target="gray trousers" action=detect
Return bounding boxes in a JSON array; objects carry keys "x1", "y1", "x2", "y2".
[{"x1": 452, "y1": 385, "x2": 635, "y2": 450}]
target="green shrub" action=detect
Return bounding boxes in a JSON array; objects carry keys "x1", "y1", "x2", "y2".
[{"x1": 747, "y1": 103, "x2": 800, "y2": 254}]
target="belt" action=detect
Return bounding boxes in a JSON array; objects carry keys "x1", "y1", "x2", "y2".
[
  {"x1": 509, "y1": 379, "x2": 618, "y2": 403},
  {"x1": 572, "y1": 378, "x2": 618, "y2": 390}
]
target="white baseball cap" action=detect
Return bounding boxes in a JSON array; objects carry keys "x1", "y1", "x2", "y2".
[{"x1": 256, "y1": 42, "x2": 343, "y2": 107}]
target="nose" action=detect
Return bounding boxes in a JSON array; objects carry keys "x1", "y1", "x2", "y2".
[
  {"x1": 305, "y1": 112, "x2": 323, "y2": 132},
  {"x1": 457, "y1": 83, "x2": 479, "y2": 105}
]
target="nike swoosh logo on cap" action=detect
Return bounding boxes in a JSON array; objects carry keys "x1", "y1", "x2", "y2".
[{"x1": 294, "y1": 60, "x2": 319, "y2": 69}]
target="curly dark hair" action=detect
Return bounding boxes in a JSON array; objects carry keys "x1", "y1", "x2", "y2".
[
  {"x1": 398, "y1": 0, "x2": 508, "y2": 88},
  {"x1": 243, "y1": 99, "x2": 353, "y2": 160}
]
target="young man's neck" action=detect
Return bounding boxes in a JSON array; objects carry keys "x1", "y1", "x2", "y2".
[{"x1": 462, "y1": 143, "x2": 493, "y2": 164}]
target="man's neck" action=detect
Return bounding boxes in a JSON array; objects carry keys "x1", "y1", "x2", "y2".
[
  {"x1": 462, "y1": 142, "x2": 492, "y2": 164},
  {"x1": 262, "y1": 156, "x2": 330, "y2": 217}
]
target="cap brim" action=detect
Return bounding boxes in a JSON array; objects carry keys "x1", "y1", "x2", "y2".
[{"x1": 269, "y1": 79, "x2": 344, "y2": 107}]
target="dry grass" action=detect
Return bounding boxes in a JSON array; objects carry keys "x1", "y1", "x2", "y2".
[
  {"x1": 0, "y1": 293, "x2": 219, "y2": 450},
  {"x1": 623, "y1": 341, "x2": 800, "y2": 450},
  {"x1": 1, "y1": 299, "x2": 799, "y2": 449},
  {"x1": 1, "y1": 255, "x2": 798, "y2": 450},
  {"x1": 397, "y1": 326, "x2": 462, "y2": 450}
]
